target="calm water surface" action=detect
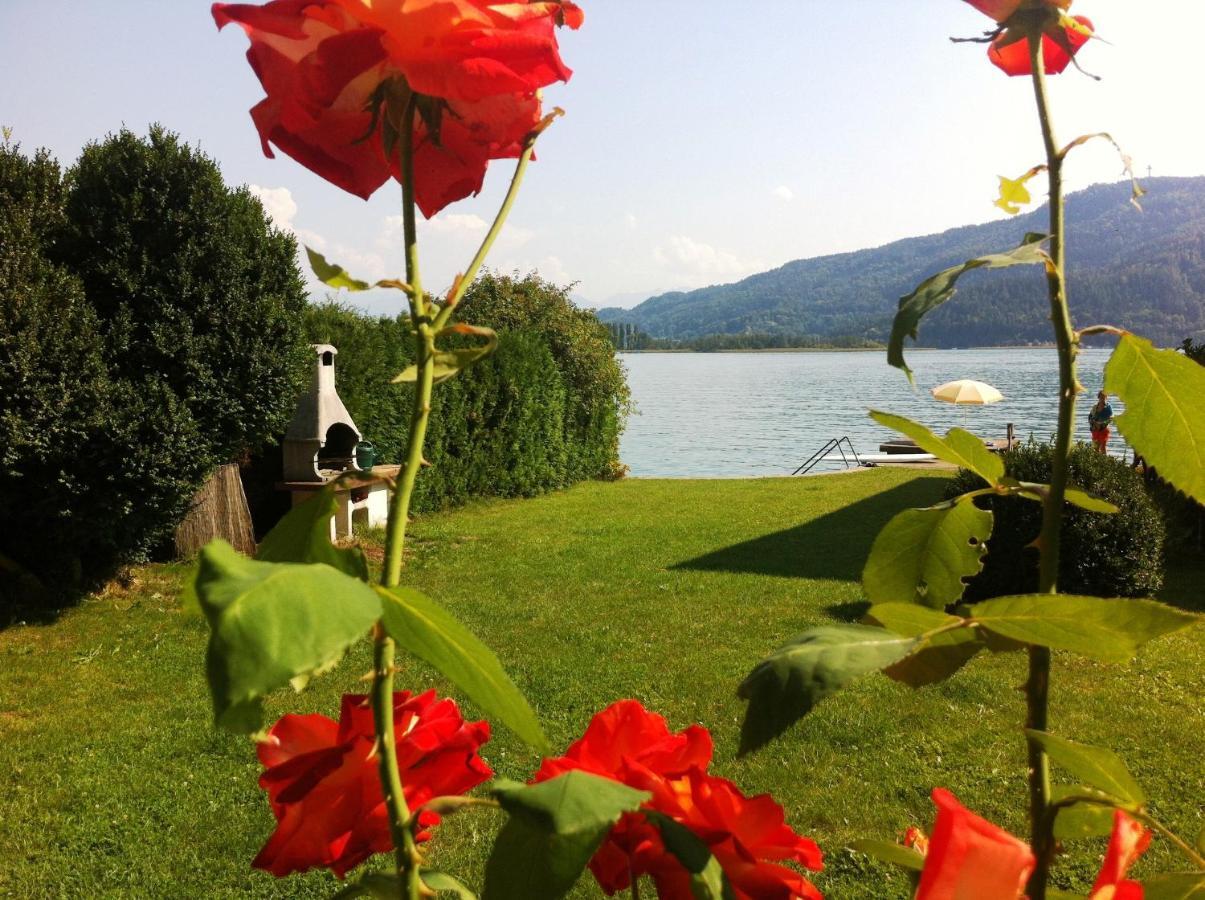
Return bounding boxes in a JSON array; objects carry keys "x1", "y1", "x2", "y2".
[{"x1": 618, "y1": 348, "x2": 1124, "y2": 477}]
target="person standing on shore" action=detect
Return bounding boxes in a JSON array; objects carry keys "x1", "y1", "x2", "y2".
[{"x1": 1089, "y1": 390, "x2": 1114, "y2": 454}]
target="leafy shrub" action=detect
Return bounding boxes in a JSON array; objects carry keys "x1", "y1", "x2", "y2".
[
  {"x1": 417, "y1": 330, "x2": 569, "y2": 508},
  {"x1": 946, "y1": 441, "x2": 1165, "y2": 600},
  {"x1": 56, "y1": 126, "x2": 309, "y2": 462},
  {"x1": 1, "y1": 130, "x2": 308, "y2": 608},
  {"x1": 459, "y1": 272, "x2": 631, "y2": 482},
  {"x1": 0, "y1": 145, "x2": 114, "y2": 603}
]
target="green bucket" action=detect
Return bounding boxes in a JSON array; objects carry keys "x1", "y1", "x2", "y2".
[{"x1": 354, "y1": 441, "x2": 377, "y2": 470}]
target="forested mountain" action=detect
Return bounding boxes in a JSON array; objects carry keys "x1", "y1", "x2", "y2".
[{"x1": 598, "y1": 177, "x2": 1205, "y2": 347}]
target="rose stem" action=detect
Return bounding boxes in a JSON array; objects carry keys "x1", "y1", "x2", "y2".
[
  {"x1": 1025, "y1": 29, "x2": 1078, "y2": 899},
  {"x1": 376, "y1": 92, "x2": 429, "y2": 900}
]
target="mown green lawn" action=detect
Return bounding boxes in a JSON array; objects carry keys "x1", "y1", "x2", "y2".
[{"x1": 1, "y1": 469, "x2": 1201, "y2": 898}]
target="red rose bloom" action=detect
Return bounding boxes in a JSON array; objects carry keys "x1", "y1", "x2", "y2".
[
  {"x1": 962, "y1": 0, "x2": 1092, "y2": 77},
  {"x1": 913, "y1": 790, "x2": 1150, "y2": 900},
  {"x1": 987, "y1": 16, "x2": 1092, "y2": 77},
  {"x1": 1089, "y1": 810, "x2": 1149, "y2": 900},
  {"x1": 536, "y1": 700, "x2": 822, "y2": 899},
  {"x1": 325, "y1": 0, "x2": 582, "y2": 103},
  {"x1": 213, "y1": 0, "x2": 580, "y2": 212},
  {"x1": 252, "y1": 690, "x2": 491, "y2": 878},
  {"x1": 915, "y1": 789, "x2": 1035, "y2": 900}
]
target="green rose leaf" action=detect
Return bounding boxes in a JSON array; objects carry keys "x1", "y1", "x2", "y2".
[
  {"x1": 306, "y1": 246, "x2": 372, "y2": 291},
  {"x1": 645, "y1": 810, "x2": 735, "y2": 900},
  {"x1": 1050, "y1": 786, "x2": 1118, "y2": 841},
  {"x1": 848, "y1": 839, "x2": 925, "y2": 872},
  {"x1": 887, "y1": 627, "x2": 984, "y2": 687},
  {"x1": 971, "y1": 595, "x2": 1198, "y2": 663},
  {"x1": 869, "y1": 411, "x2": 1004, "y2": 484},
  {"x1": 888, "y1": 233, "x2": 1049, "y2": 379},
  {"x1": 1062, "y1": 485, "x2": 1120, "y2": 514},
  {"x1": 1105, "y1": 333, "x2": 1205, "y2": 504},
  {"x1": 865, "y1": 604, "x2": 981, "y2": 686},
  {"x1": 197, "y1": 541, "x2": 381, "y2": 733},
  {"x1": 483, "y1": 773, "x2": 649, "y2": 900},
  {"x1": 378, "y1": 585, "x2": 547, "y2": 752},
  {"x1": 1142, "y1": 872, "x2": 1205, "y2": 900},
  {"x1": 738, "y1": 625, "x2": 917, "y2": 754},
  {"x1": 393, "y1": 325, "x2": 499, "y2": 386},
  {"x1": 422, "y1": 871, "x2": 478, "y2": 899},
  {"x1": 1026, "y1": 731, "x2": 1145, "y2": 806},
  {"x1": 1003, "y1": 479, "x2": 1119, "y2": 514},
  {"x1": 865, "y1": 603, "x2": 963, "y2": 636},
  {"x1": 862, "y1": 497, "x2": 992, "y2": 609},
  {"x1": 256, "y1": 484, "x2": 368, "y2": 581}
]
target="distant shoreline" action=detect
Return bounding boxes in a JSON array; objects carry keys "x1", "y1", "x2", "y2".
[
  {"x1": 616, "y1": 344, "x2": 1076, "y2": 354},
  {"x1": 618, "y1": 347, "x2": 887, "y2": 354}
]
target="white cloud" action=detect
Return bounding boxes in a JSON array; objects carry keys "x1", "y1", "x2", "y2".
[
  {"x1": 427, "y1": 213, "x2": 489, "y2": 234},
  {"x1": 331, "y1": 244, "x2": 386, "y2": 282},
  {"x1": 772, "y1": 184, "x2": 795, "y2": 202},
  {"x1": 494, "y1": 254, "x2": 574, "y2": 287},
  {"x1": 248, "y1": 185, "x2": 326, "y2": 252},
  {"x1": 249, "y1": 184, "x2": 298, "y2": 230},
  {"x1": 247, "y1": 184, "x2": 387, "y2": 286},
  {"x1": 652, "y1": 235, "x2": 765, "y2": 286},
  {"x1": 249, "y1": 185, "x2": 338, "y2": 282},
  {"x1": 381, "y1": 213, "x2": 533, "y2": 251}
]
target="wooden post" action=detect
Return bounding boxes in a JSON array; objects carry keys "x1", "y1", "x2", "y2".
[
  {"x1": 1007, "y1": 422, "x2": 1016, "y2": 450},
  {"x1": 174, "y1": 464, "x2": 257, "y2": 558}
]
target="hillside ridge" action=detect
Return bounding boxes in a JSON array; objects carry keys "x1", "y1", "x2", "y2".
[{"x1": 598, "y1": 177, "x2": 1205, "y2": 346}]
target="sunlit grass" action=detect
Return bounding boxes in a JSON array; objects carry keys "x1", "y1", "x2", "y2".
[{"x1": 1, "y1": 469, "x2": 1200, "y2": 898}]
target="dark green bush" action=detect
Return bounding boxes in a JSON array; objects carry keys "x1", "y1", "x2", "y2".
[
  {"x1": 946, "y1": 441, "x2": 1165, "y2": 601},
  {"x1": 0, "y1": 144, "x2": 115, "y2": 603},
  {"x1": 1, "y1": 130, "x2": 308, "y2": 609},
  {"x1": 57, "y1": 126, "x2": 309, "y2": 462}
]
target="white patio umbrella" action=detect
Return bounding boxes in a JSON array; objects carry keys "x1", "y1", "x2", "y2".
[
  {"x1": 931, "y1": 379, "x2": 1004, "y2": 405},
  {"x1": 931, "y1": 379, "x2": 1004, "y2": 426}
]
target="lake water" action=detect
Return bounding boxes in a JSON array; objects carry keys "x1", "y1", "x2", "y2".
[{"x1": 618, "y1": 348, "x2": 1124, "y2": 477}]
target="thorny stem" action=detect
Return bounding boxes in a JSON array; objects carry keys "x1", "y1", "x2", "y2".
[
  {"x1": 372, "y1": 100, "x2": 547, "y2": 900},
  {"x1": 1026, "y1": 33, "x2": 1078, "y2": 899},
  {"x1": 376, "y1": 93, "x2": 428, "y2": 900},
  {"x1": 383, "y1": 93, "x2": 430, "y2": 589},
  {"x1": 372, "y1": 626, "x2": 423, "y2": 895}
]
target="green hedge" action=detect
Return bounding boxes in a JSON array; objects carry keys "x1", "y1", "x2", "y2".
[
  {"x1": 459, "y1": 273, "x2": 630, "y2": 483},
  {"x1": 1, "y1": 130, "x2": 307, "y2": 611},
  {"x1": 288, "y1": 274, "x2": 628, "y2": 519},
  {"x1": 946, "y1": 441, "x2": 1165, "y2": 601}
]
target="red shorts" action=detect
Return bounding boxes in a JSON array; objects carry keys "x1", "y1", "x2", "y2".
[{"x1": 1091, "y1": 428, "x2": 1110, "y2": 444}]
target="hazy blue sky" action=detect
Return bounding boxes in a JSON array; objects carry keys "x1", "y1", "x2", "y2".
[{"x1": 4, "y1": 2, "x2": 1204, "y2": 314}]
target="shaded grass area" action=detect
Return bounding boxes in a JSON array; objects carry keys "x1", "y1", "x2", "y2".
[{"x1": 1, "y1": 469, "x2": 1201, "y2": 898}]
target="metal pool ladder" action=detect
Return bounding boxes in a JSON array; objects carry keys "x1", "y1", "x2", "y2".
[{"x1": 791, "y1": 436, "x2": 863, "y2": 475}]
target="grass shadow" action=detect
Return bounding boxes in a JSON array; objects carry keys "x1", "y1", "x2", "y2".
[
  {"x1": 1157, "y1": 550, "x2": 1205, "y2": 613},
  {"x1": 672, "y1": 476, "x2": 949, "y2": 581},
  {"x1": 824, "y1": 600, "x2": 872, "y2": 622}
]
